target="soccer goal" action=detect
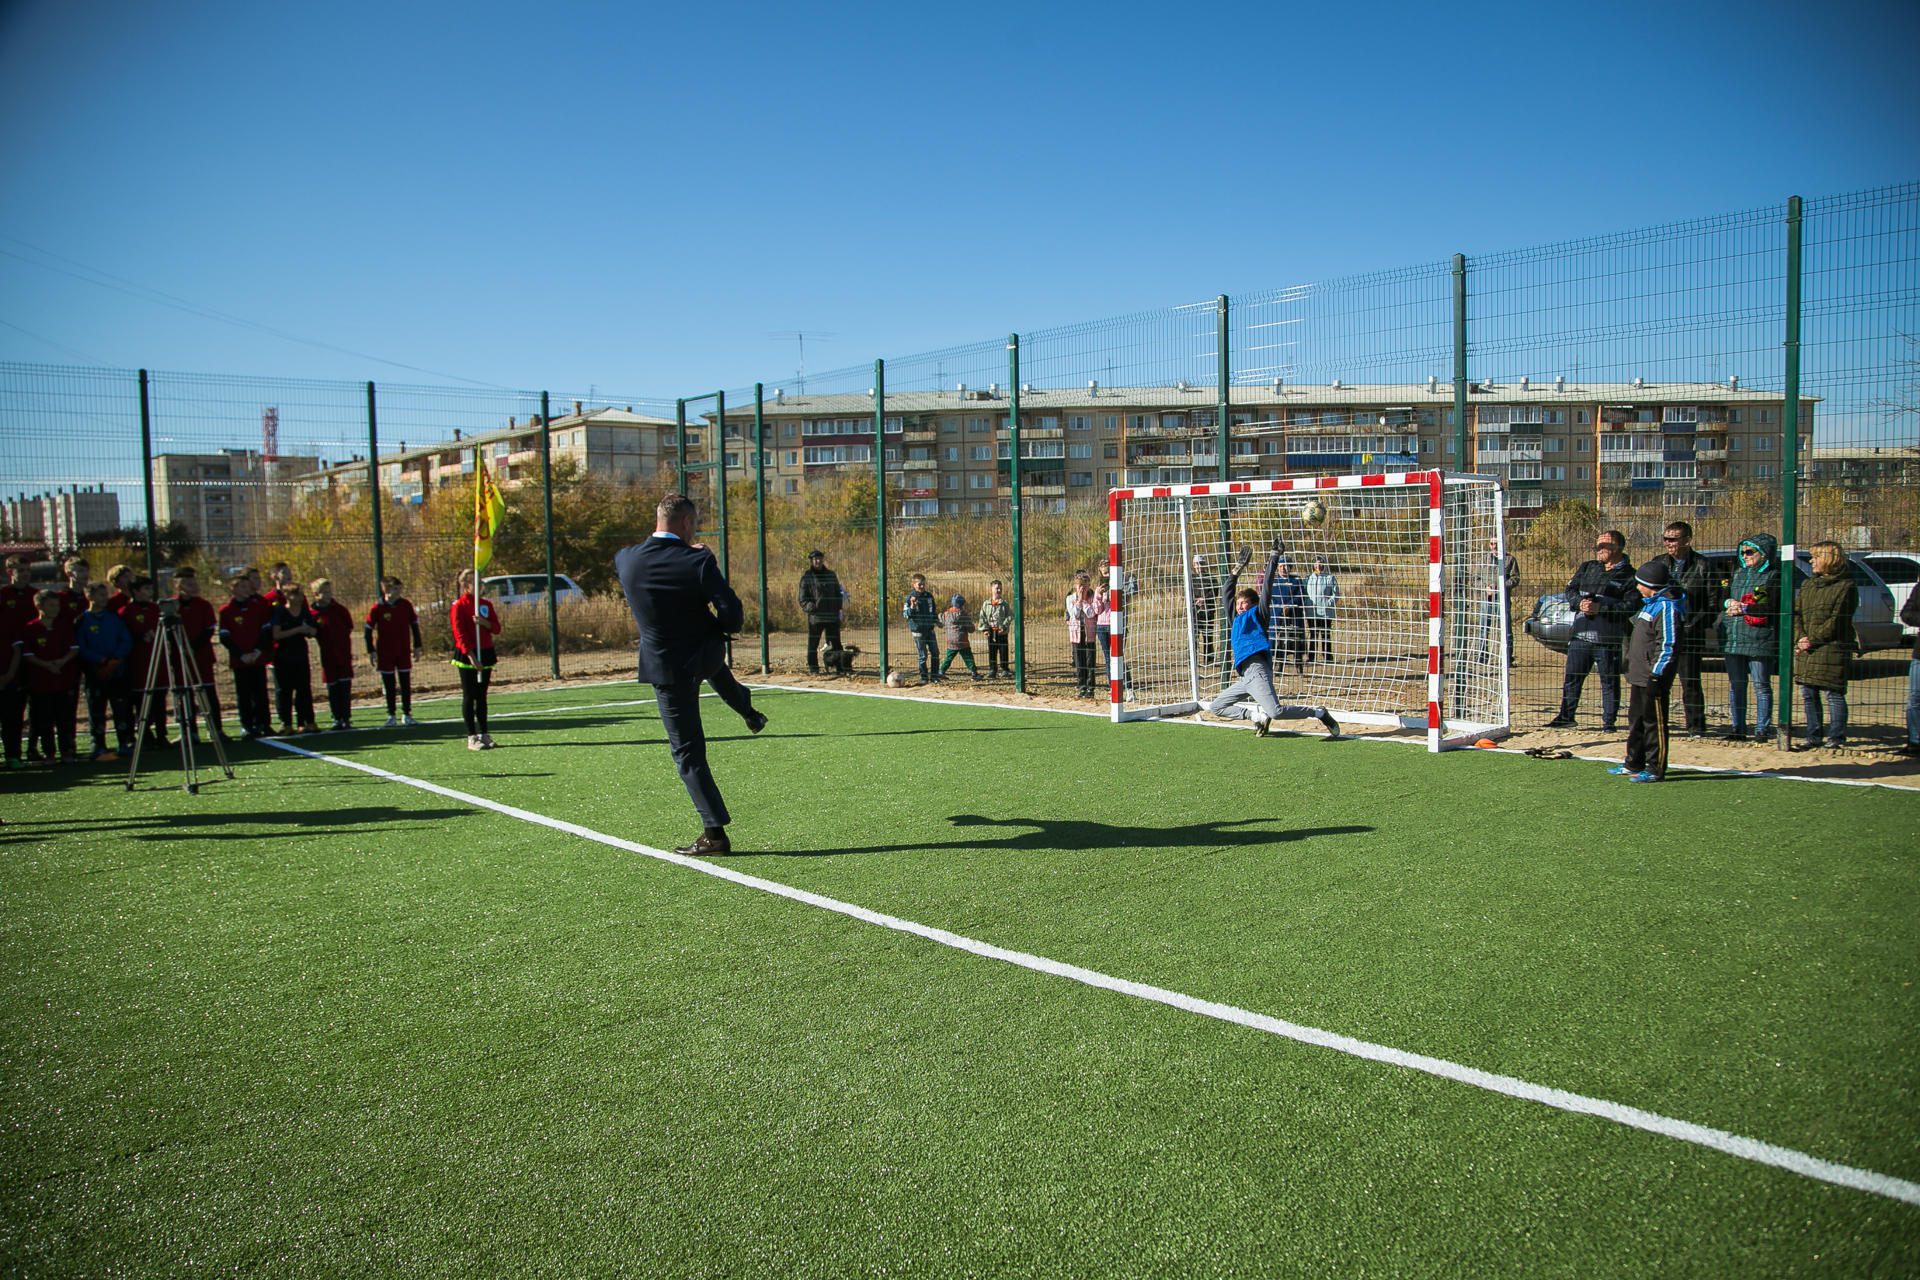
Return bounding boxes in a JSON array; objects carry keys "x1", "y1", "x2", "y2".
[{"x1": 1106, "y1": 471, "x2": 1510, "y2": 751}]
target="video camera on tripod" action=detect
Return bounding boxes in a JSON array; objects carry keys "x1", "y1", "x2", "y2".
[{"x1": 126, "y1": 593, "x2": 233, "y2": 794}]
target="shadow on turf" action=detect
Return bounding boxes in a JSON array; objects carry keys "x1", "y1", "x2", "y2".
[
  {"x1": 0, "y1": 804, "x2": 477, "y2": 845},
  {"x1": 761, "y1": 813, "x2": 1372, "y2": 857}
]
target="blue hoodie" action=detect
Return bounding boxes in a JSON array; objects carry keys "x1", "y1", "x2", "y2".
[{"x1": 75, "y1": 606, "x2": 131, "y2": 672}]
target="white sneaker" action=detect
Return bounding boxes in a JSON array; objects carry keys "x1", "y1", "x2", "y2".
[
  {"x1": 466, "y1": 734, "x2": 483, "y2": 751},
  {"x1": 1252, "y1": 712, "x2": 1271, "y2": 737},
  {"x1": 402, "y1": 714, "x2": 418, "y2": 727},
  {"x1": 382, "y1": 716, "x2": 398, "y2": 729}
]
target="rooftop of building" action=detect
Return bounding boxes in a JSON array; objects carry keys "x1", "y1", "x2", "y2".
[{"x1": 710, "y1": 381, "x2": 1812, "y2": 419}]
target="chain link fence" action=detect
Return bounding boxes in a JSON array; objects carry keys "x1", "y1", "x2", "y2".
[{"x1": 4, "y1": 182, "x2": 1915, "y2": 741}]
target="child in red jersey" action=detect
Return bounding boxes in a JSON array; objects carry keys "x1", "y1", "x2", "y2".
[
  {"x1": 170, "y1": 567, "x2": 224, "y2": 741},
  {"x1": 261, "y1": 562, "x2": 293, "y2": 609},
  {"x1": 119, "y1": 576, "x2": 169, "y2": 749},
  {"x1": 310, "y1": 578, "x2": 357, "y2": 730},
  {"x1": 218, "y1": 573, "x2": 275, "y2": 738},
  {"x1": 0, "y1": 553, "x2": 36, "y2": 768},
  {"x1": 20, "y1": 588, "x2": 80, "y2": 764},
  {"x1": 365, "y1": 577, "x2": 422, "y2": 727},
  {"x1": 450, "y1": 568, "x2": 502, "y2": 750},
  {"x1": 104, "y1": 563, "x2": 133, "y2": 614},
  {"x1": 58, "y1": 555, "x2": 89, "y2": 619}
]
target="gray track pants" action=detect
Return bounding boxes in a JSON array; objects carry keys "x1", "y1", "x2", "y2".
[{"x1": 1207, "y1": 655, "x2": 1324, "y2": 723}]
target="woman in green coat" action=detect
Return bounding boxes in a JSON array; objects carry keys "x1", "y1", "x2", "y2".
[
  {"x1": 1718, "y1": 533, "x2": 1780, "y2": 741},
  {"x1": 1791, "y1": 541, "x2": 1857, "y2": 750}
]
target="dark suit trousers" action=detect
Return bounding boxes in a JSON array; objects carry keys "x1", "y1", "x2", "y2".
[
  {"x1": 707, "y1": 664, "x2": 755, "y2": 722},
  {"x1": 655, "y1": 680, "x2": 729, "y2": 829}
]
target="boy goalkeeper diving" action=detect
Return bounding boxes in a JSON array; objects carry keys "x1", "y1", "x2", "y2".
[{"x1": 1208, "y1": 538, "x2": 1341, "y2": 739}]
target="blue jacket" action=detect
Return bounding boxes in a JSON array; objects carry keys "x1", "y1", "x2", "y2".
[
  {"x1": 1628, "y1": 589, "x2": 1683, "y2": 685},
  {"x1": 75, "y1": 607, "x2": 131, "y2": 672},
  {"x1": 1224, "y1": 549, "x2": 1283, "y2": 672}
]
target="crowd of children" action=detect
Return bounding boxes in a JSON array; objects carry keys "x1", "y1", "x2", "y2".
[{"x1": 0, "y1": 553, "x2": 459, "y2": 768}]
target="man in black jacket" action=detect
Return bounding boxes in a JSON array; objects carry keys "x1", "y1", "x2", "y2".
[
  {"x1": 1647, "y1": 520, "x2": 1721, "y2": 737},
  {"x1": 616, "y1": 495, "x2": 766, "y2": 857},
  {"x1": 798, "y1": 550, "x2": 844, "y2": 676},
  {"x1": 1544, "y1": 529, "x2": 1636, "y2": 730}
]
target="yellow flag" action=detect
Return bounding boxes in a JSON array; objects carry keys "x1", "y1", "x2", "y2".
[{"x1": 474, "y1": 458, "x2": 506, "y2": 575}]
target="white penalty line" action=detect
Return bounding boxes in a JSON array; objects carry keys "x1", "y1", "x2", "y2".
[{"x1": 264, "y1": 736, "x2": 1920, "y2": 1209}]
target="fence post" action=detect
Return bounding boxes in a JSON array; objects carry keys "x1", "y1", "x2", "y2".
[
  {"x1": 873, "y1": 360, "x2": 888, "y2": 680},
  {"x1": 675, "y1": 400, "x2": 688, "y2": 497},
  {"x1": 1776, "y1": 195, "x2": 1803, "y2": 750},
  {"x1": 540, "y1": 390, "x2": 559, "y2": 679},
  {"x1": 366, "y1": 381, "x2": 384, "y2": 589},
  {"x1": 1216, "y1": 295, "x2": 1231, "y2": 482},
  {"x1": 715, "y1": 391, "x2": 729, "y2": 579},
  {"x1": 1452, "y1": 254, "x2": 1469, "y2": 468},
  {"x1": 137, "y1": 369, "x2": 157, "y2": 582},
  {"x1": 1008, "y1": 335, "x2": 1025, "y2": 692},
  {"x1": 754, "y1": 383, "x2": 769, "y2": 674}
]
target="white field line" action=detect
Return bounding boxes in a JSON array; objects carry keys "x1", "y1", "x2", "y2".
[{"x1": 264, "y1": 734, "x2": 1920, "y2": 1208}]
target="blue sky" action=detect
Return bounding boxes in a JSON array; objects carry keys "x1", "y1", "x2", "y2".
[{"x1": 1, "y1": 0, "x2": 1916, "y2": 399}]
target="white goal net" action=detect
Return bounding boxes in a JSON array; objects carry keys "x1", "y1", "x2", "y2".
[{"x1": 1107, "y1": 472, "x2": 1509, "y2": 751}]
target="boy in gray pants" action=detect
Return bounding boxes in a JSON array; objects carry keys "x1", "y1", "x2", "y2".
[{"x1": 1209, "y1": 540, "x2": 1341, "y2": 739}]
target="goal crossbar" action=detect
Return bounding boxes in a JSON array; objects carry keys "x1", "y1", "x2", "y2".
[{"x1": 1105, "y1": 471, "x2": 1510, "y2": 752}]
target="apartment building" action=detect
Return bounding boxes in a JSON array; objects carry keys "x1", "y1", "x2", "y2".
[
  {"x1": 294, "y1": 404, "x2": 683, "y2": 506},
  {"x1": 706, "y1": 381, "x2": 1811, "y2": 524},
  {"x1": 152, "y1": 450, "x2": 321, "y2": 548}
]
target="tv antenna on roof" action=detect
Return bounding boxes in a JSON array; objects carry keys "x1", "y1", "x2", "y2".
[{"x1": 767, "y1": 331, "x2": 834, "y2": 393}]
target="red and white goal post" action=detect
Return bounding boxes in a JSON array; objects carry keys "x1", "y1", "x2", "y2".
[{"x1": 1105, "y1": 471, "x2": 1511, "y2": 751}]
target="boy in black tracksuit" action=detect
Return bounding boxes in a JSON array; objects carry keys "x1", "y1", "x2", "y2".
[{"x1": 902, "y1": 574, "x2": 940, "y2": 683}]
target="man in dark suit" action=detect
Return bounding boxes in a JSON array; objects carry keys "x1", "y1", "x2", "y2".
[{"x1": 615, "y1": 495, "x2": 766, "y2": 856}]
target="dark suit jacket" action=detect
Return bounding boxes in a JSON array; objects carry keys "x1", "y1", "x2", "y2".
[{"x1": 615, "y1": 534, "x2": 743, "y2": 686}]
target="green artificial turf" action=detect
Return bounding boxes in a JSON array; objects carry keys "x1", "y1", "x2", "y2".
[{"x1": 3, "y1": 683, "x2": 1916, "y2": 1276}]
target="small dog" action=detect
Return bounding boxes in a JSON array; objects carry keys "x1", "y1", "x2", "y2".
[{"x1": 821, "y1": 644, "x2": 860, "y2": 677}]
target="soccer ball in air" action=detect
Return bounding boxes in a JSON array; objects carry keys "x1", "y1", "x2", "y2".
[{"x1": 1299, "y1": 498, "x2": 1330, "y2": 528}]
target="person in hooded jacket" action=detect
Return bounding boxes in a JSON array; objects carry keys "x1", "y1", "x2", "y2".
[
  {"x1": 1791, "y1": 541, "x2": 1857, "y2": 751},
  {"x1": 1718, "y1": 533, "x2": 1780, "y2": 742}
]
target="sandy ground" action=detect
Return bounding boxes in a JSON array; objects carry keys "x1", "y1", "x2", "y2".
[{"x1": 189, "y1": 626, "x2": 1918, "y2": 791}]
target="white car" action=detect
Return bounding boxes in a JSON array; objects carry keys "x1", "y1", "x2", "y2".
[
  {"x1": 1861, "y1": 552, "x2": 1920, "y2": 636},
  {"x1": 482, "y1": 573, "x2": 586, "y2": 609}
]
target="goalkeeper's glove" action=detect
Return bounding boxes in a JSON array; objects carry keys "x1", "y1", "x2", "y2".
[
  {"x1": 1233, "y1": 545, "x2": 1253, "y2": 573},
  {"x1": 1272, "y1": 532, "x2": 1288, "y2": 555}
]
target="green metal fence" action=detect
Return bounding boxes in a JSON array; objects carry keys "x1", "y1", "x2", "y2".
[{"x1": 3, "y1": 181, "x2": 1916, "y2": 745}]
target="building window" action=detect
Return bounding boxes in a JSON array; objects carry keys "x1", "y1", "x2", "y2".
[
  {"x1": 1103, "y1": 416, "x2": 1119, "y2": 432},
  {"x1": 783, "y1": 478, "x2": 799, "y2": 494},
  {"x1": 1068, "y1": 416, "x2": 1091, "y2": 431},
  {"x1": 1068, "y1": 443, "x2": 1093, "y2": 459},
  {"x1": 1069, "y1": 472, "x2": 1094, "y2": 487},
  {"x1": 1730, "y1": 437, "x2": 1743, "y2": 451},
  {"x1": 1104, "y1": 443, "x2": 1119, "y2": 458},
  {"x1": 969, "y1": 445, "x2": 993, "y2": 462},
  {"x1": 1510, "y1": 462, "x2": 1542, "y2": 480},
  {"x1": 1445, "y1": 439, "x2": 1455, "y2": 455},
  {"x1": 944, "y1": 446, "x2": 959, "y2": 461},
  {"x1": 1105, "y1": 472, "x2": 1118, "y2": 487},
  {"x1": 941, "y1": 417, "x2": 959, "y2": 434},
  {"x1": 1544, "y1": 465, "x2": 1566, "y2": 481},
  {"x1": 1038, "y1": 416, "x2": 1059, "y2": 430},
  {"x1": 1544, "y1": 437, "x2": 1565, "y2": 453},
  {"x1": 1665, "y1": 462, "x2": 1695, "y2": 480},
  {"x1": 968, "y1": 473, "x2": 993, "y2": 490},
  {"x1": 1728, "y1": 409, "x2": 1743, "y2": 424},
  {"x1": 1421, "y1": 439, "x2": 1435, "y2": 453},
  {"x1": 907, "y1": 447, "x2": 931, "y2": 461},
  {"x1": 1756, "y1": 464, "x2": 1774, "y2": 478},
  {"x1": 1129, "y1": 414, "x2": 1152, "y2": 431},
  {"x1": 1574, "y1": 410, "x2": 1590, "y2": 425},
  {"x1": 1755, "y1": 436, "x2": 1775, "y2": 451},
  {"x1": 1757, "y1": 409, "x2": 1776, "y2": 424},
  {"x1": 968, "y1": 417, "x2": 991, "y2": 433},
  {"x1": 971, "y1": 501, "x2": 993, "y2": 516},
  {"x1": 1575, "y1": 465, "x2": 1590, "y2": 480},
  {"x1": 942, "y1": 474, "x2": 960, "y2": 490},
  {"x1": 1541, "y1": 410, "x2": 1564, "y2": 425}
]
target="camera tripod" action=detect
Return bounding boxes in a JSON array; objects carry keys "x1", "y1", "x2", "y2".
[{"x1": 125, "y1": 608, "x2": 233, "y2": 793}]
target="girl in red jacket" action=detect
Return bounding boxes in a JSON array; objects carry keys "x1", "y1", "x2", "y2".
[{"x1": 450, "y1": 569, "x2": 502, "y2": 750}]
